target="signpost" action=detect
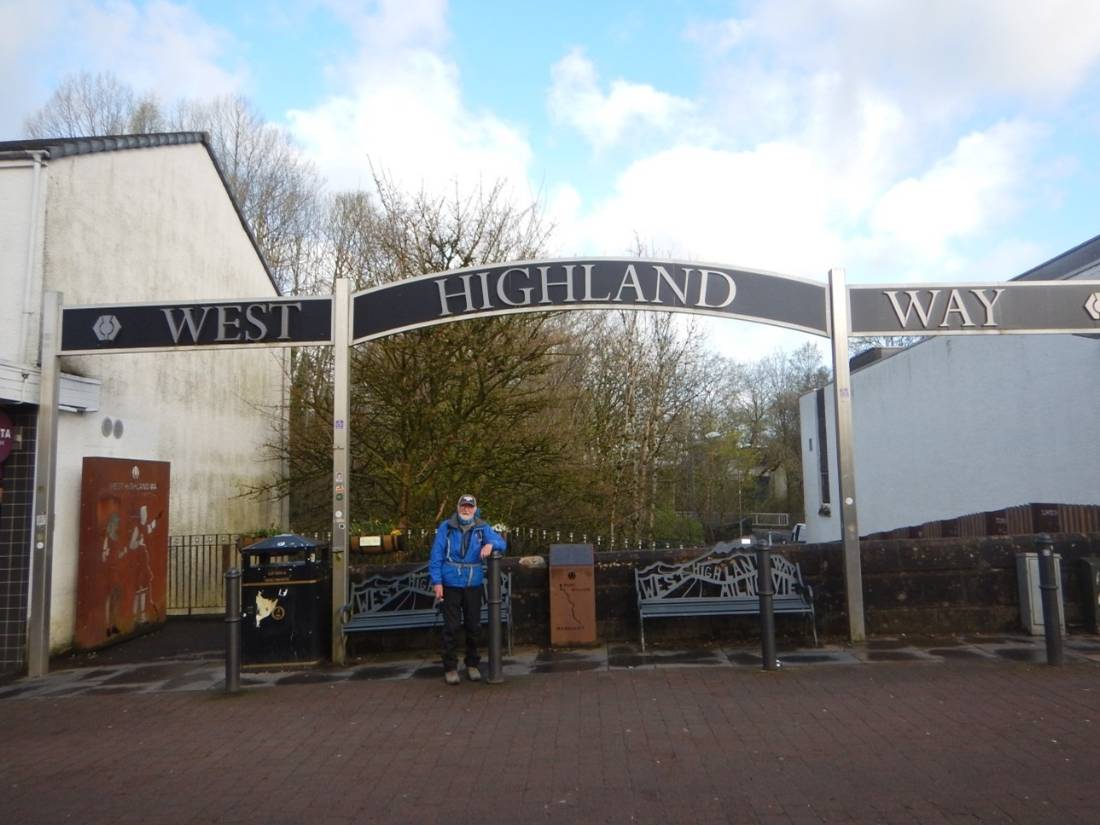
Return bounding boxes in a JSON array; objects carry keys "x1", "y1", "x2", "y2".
[
  {"x1": 849, "y1": 281, "x2": 1100, "y2": 336},
  {"x1": 60, "y1": 296, "x2": 333, "y2": 353},
  {"x1": 352, "y1": 258, "x2": 829, "y2": 343},
  {"x1": 26, "y1": 263, "x2": 1100, "y2": 675}
]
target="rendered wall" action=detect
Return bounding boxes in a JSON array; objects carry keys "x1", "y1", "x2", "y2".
[
  {"x1": 38, "y1": 144, "x2": 286, "y2": 650},
  {"x1": 800, "y1": 334, "x2": 1100, "y2": 543}
]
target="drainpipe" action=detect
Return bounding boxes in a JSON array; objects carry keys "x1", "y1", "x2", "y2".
[{"x1": 21, "y1": 150, "x2": 48, "y2": 385}]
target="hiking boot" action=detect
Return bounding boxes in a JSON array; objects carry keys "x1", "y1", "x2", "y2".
[
  {"x1": 466, "y1": 666, "x2": 481, "y2": 682},
  {"x1": 444, "y1": 670, "x2": 460, "y2": 685}
]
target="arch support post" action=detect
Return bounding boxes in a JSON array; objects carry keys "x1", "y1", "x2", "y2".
[
  {"x1": 828, "y1": 268, "x2": 865, "y2": 642},
  {"x1": 331, "y1": 278, "x2": 350, "y2": 665}
]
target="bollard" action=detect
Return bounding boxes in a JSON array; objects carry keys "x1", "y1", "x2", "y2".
[
  {"x1": 757, "y1": 544, "x2": 778, "y2": 671},
  {"x1": 1036, "y1": 534, "x2": 1064, "y2": 666},
  {"x1": 224, "y1": 568, "x2": 241, "y2": 693},
  {"x1": 486, "y1": 551, "x2": 504, "y2": 684}
]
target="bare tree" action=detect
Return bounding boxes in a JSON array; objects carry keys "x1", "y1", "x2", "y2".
[
  {"x1": 848, "y1": 334, "x2": 924, "y2": 356},
  {"x1": 24, "y1": 72, "x2": 143, "y2": 137},
  {"x1": 171, "y1": 95, "x2": 323, "y2": 294}
]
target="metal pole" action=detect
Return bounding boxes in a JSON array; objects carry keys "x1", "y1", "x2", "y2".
[
  {"x1": 828, "y1": 268, "x2": 866, "y2": 642},
  {"x1": 224, "y1": 568, "x2": 241, "y2": 693},
  {"x1": 1036, "y1": 534, "x2": 1063, "y2": 666},
  {"x1": 331, "y1": 278, "x2": 350, "y2": 665},
  {"x1": 27, "y1": 290, "x2": 62, "y2": 678},
  {"x1": 757, "y1": 544, "x2": 777, "y2": 671},
  {"x1": 486, "y1": 551, "x2": 503, "y2": 684}
]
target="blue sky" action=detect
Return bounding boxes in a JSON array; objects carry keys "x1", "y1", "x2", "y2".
[{"x1": 5, "y1": 0, "x2": 1100, "y2": 358}]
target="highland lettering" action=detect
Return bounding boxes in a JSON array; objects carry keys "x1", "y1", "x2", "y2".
[{"x1": 434, "y1": 263, "x2": 737, "y2": 318}]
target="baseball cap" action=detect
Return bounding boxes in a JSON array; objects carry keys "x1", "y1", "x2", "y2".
[{"x1": 457, "y1": 494, "x2": 477, "y2": 507}]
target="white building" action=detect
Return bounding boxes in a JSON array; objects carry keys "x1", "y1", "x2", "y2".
[
  {"x1": 0, "y1": 133, "x2": 287, "y2": 674},
  {"x1": 800, "y1": 236, "x2": 1100, "y2": 543}
]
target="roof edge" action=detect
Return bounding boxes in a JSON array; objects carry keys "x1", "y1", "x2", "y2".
[
  {"x1": 0, "y1": 132, "x2": 280, "y2": 295},
  {"x1": 1011, "y1": 231, "x2": 1100, "y2": 282}
]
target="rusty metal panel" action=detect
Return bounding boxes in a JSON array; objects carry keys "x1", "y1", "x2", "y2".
[
  {"x1": 549, "y1": 544, "x2": 597, "y2": 646},
  {"x1": 75, "y1": 457, "x2": 170, "y2": 649},
  {"x1": 986, "y1": 510, "x2": 1010, "y2": 536},
  {"x1": 1030, "y1": 503, "x2": 1061, "y2": 533}
]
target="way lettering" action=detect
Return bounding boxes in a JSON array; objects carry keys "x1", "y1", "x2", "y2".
[{"x1": 883, "y1": 288, "x2": 1006, "y2": 329}]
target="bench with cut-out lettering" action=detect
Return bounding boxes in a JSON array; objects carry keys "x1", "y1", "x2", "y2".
[
  {"x1": 634, "y1": 548, "x2": 816, "y2": 651},
  {"x1": 340, "y1": 564, "x2": 512, "y2": 653}
]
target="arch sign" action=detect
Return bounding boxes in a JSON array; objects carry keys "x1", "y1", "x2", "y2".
[{"x1": 25, "y1": 259, "x2": 1100, "y2": 674}]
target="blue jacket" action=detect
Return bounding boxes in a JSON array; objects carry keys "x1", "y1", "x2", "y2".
[{"x1": 429, "y1": 512, "x2": 507, "y2": 588}]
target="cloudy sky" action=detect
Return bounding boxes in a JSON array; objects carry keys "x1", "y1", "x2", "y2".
[{"x1": 5, "y1": 0, "x2": 1100, "y2": 358}]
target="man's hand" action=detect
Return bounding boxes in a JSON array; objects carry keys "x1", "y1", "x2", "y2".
[
  {"x1": 479, "y1": 543, "x2": 494, "y2": 559},
  {"x1": 433, "y1": 584, "x2": 444, "y2": 601}
]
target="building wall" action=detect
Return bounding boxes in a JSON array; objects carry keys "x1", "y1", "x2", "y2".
[
  {"x1": 34, "y1": 144, "x2": 286, "y2": 650},
  {"x1": 801, "y1": 334, "x2": 1100, "y2": 543}
]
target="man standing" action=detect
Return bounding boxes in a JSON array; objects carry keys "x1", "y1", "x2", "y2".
[{"x1": 430, "y1": 494, "x2": 507, "y2": 685}]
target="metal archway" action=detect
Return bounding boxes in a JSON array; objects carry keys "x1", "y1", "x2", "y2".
[{"x1": 35, "y1": 260, "x2": 1100, "y2": 671}]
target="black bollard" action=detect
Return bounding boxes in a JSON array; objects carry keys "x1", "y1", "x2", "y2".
[
  {"x1": 225, "y1": 568, "x2": 241, "y2": 693},
  {"x1": 1036, "y1": 535, "x2": 1064, "y2": 666},
  {"x1": 757, "y1": 544, "x2": 778, "y2": 671},
  {"x1": 486, "y1": 551, "x2": 504, "y2": 684}
]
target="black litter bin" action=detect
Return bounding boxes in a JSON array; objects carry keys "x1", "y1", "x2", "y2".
[{"x1": 240, "y1": 534, "x2": 331, "y2": 667}]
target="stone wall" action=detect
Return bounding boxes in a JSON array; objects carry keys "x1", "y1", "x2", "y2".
[{"x1": 346, "y1": 533, "x2": 1100, "y2": 655}]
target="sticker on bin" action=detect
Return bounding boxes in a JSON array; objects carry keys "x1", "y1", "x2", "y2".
[{"x1": 359, "y1": 536, "x2": 382, "y2": 548}]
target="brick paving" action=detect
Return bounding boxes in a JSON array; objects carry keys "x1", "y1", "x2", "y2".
[{"x1": 3, "y1": 647, "x2": 1100, "y2": 824}]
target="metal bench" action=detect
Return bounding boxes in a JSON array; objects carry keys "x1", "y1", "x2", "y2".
[
  {"x1": 634, "y1": 547, "x2": 816, "y2": 651},
  {"x1": 341, "y1": 564, "x2": 512, "y2": 654}
]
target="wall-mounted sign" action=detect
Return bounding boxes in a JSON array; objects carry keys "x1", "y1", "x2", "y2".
[
  {"x1": 352, "y1": 259, "x2": 829, "y2": 342},
  {"x1": 61, "y1": 296, "x2": 333, "y2": 353},
  {"x1": 849, "y1": 281, "x2": 1100, "y2": 336},
  {"x1": 0, "y1": 410, "x2": 14, "y2": 463}
]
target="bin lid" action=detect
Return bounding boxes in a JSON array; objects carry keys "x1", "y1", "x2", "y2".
[
  {"x1": 549, "y1": 543, "x2": 593, "y2": 566},
  {"x1": 241, "y1": 533, "x2": 327, "y2": 554}
]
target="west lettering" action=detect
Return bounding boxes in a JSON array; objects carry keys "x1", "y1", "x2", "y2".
[
  {"x1": 271, "y1": 302, "x2": 301, "y2": 340},
  {"x1": 215, "y1": 305, "x2": 243, "y2": 341},
  {"x1": 244, "y1": 303, "x2": 269, "y2": 341},
  {"x1": 162, "y1": 306, "x2": 212, "y2": 343}
]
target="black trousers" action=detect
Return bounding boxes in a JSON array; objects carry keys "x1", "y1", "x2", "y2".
[{"x1": 440, "y1": 585, "x2": 483, "y2": 671}]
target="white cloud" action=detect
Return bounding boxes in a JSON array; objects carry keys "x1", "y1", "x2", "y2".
[
  {"x1": 866, "y1": 120, "x2": 1044, "y2": 263},
  {"x1": 682, "y1": 17, "x2": 748, "y2": 55},
  {"x1": 708, "y1": 0, "x2": 1100, "y2": 111},
  {"x1": 568, "y1": 142, "x2": 839, "y2": 275},
  {"x1": 548, "y1": 48, "x2": 695, "y2": 150},
  {"x1": 70, "y1": 0, "x2": 244, "y2": 101},
  {"x1": 0, "y1": 0, "x2": 245, "y2": 136},
  {"x1": 287, "y1": 1, "x2": 533, "y2": 199}
]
